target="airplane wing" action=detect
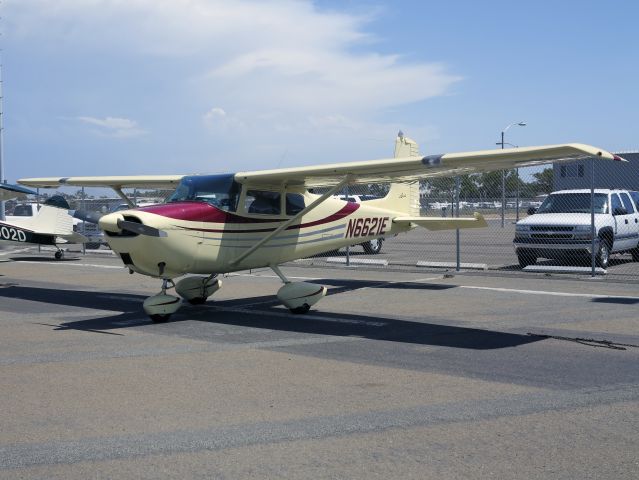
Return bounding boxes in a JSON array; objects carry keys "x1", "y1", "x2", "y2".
[
  {"x1": 18, "y1": 175, "x2": 185, "y2": 189},
  {"x1": 234, "y1": 144, "x2": 624, "y2": 187},
  {"x1": 18, "y1": 144, "x2": 622, "y2": 191},
  {"x1": 0, "y1": 183, "x2": 38, "y2": 201},
  {"x1": 393, "y1": 213, "x2": 488, "y2": 231}
]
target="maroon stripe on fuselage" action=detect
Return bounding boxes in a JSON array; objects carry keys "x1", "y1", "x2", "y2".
[
  {"x1": 138, "y1": 202, "x2": 286, "y2": 223},
  {"x1": 137, "y1": 201, "x2": 359, "y2": 233}
]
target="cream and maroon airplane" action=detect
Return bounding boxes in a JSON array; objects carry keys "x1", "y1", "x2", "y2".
[{"x1": 19, "y1": 134, "x2": 622, "y2": 321}]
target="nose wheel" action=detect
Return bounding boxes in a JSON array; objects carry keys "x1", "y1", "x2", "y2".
[{"x1": 143, "y1": 279, "x2": 182, "y2": 322}]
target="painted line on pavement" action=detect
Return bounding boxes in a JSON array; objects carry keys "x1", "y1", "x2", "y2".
[
  {"x1": 461, "y1": 285, "x2": 639, "y2": 300},
  {"x1": 11, "y1": 261, "x2": 124, "y2": 270}
]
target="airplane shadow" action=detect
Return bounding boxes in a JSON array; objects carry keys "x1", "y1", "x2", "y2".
[
  {"x1": 10, "y1": 256, "x2": 82, "y2": 262},
  {"x1": 0, "y1": 283, "x2": 541, "y2": 350}
]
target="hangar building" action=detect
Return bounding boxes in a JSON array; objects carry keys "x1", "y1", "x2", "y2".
[{"x1": 553, "y1": 151, "x2": 639, "y2": 191}]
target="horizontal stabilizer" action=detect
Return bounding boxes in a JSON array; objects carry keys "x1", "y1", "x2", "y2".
[
  {"x1": 0, "y1": 183, "x2": 37, "y2": 201},
  {"x1": 393, "y1": 212, "x2": 488, "y2": 231},
  {"x1": 58, "y1": 232, "x2": 89, "y2": 244}
]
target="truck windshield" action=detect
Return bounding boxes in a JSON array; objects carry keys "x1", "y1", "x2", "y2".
[
  {"x1": 537, "y1": 193, "x2": 608, "y2": 214},
  {"x1": 167, "y1": 174, "x2": 240, "y2": 212}
]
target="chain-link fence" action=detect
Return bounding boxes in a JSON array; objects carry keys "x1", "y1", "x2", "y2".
[
  {"x1": 308, "y1": 153, "x2": 639, "y2": 281},
  {"x1": 5, "y1": 152, "x2": 639, "y2": 281}
]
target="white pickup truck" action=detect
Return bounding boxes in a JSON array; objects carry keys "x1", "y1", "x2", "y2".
[{"x1": 513, "y1": 189, "x2": 639, "y2": 269}]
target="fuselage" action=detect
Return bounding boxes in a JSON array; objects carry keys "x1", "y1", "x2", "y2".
[{"x1": 100, "y1": 193, "x2": 410, "y2": 279}]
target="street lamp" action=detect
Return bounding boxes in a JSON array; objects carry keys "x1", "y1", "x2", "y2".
[{"x1": 497, "y1": 121, "x2": 526, "y2": 227}]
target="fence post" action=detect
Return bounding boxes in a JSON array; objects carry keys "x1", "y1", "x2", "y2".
[
  {"x1": 82, "y1": 187, "x2": 86, "y2": 255},
  {"x1": 590, "y1": 157, "x2": 596, "y2": 277},
  {"x1": 455, "y1": 176, "x2": 461, "y2": 271}
]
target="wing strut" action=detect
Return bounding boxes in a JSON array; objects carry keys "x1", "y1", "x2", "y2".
[
  {"x1": 229, "y1": 176, "x2": 352, "y2": 266},
  {"x1": 113, "y1": 187, "x2": 136, "y2": 208}
]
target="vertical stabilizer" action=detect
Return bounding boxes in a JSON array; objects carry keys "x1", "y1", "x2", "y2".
[
  {"x1": 32, "y1": 196, "x2": 74, "y2": 236},
  {"x1": 368, "y1": 132, "x2": 421, "y2": 216}
]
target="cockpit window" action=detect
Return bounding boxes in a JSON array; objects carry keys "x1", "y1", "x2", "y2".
[
  {"x1": 168, "y1": 174, "x2": 240, "y2": 212},
  {"x1": 245, "y1": 190, "x2": 281, "y2": 215}
]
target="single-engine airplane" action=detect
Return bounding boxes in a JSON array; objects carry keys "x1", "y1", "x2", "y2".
[
  {"x1": 19, "y1": 133, "x2": 623, "y2": 320},
  {"x1": 0, "y1": 184, "x2": 88, "y2": 259}
]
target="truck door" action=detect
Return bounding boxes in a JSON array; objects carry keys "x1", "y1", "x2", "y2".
[
  {"x1": 611, "y1": 193, "x2": 634, "y2": 251},
  {"x1": 619, "y1": 192, "x2": 639, "y2": 250}
]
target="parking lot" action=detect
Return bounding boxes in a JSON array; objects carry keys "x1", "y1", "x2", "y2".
[
  {"x1": 1, "y1": 250, "x2": 638, "y2": 478},
  {"x1": 311, "y1": 218, "x2": 639, "y2": 280}
]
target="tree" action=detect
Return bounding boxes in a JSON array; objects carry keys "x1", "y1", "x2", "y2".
[{"x1": 531, "y1": 168, "x2": 554, "y2": 195}]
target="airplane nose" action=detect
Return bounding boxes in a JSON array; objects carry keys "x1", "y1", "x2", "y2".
[{"x1": 99, "y1": 213, "x2": 124, "y2": 233}]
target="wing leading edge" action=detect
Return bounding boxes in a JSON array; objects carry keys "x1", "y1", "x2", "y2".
[
  {"x1": 18, "y1": 143, "x2": 623, "y2": 191},
  {"x1": 235, "y1": 143, "x2": 623, "y2": 188},
  {"x1": 18, "y1": 175, "x2": 185, "y2": 189}
]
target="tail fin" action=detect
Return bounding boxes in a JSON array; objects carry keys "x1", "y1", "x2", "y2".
[
  {"x1": 32, "y1": 196, "x2": 74, "y2": 236},
  {"x1": 367, "y1": 132, "x2": 421, "y2": 215}
]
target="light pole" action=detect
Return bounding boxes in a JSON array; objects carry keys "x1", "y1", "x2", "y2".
[{"x1": 497, "y1": 121, "x2": 526, "y2": 227}]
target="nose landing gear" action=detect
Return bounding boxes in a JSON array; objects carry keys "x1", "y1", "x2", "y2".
[
  {"x1": 143, "y1": 279, "x2": 182, "y2": 322},
  {"x1": 175, "y1": 274, "x2": 222, "y2": 305}
]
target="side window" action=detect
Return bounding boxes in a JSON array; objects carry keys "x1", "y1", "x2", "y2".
[
  {"x1": 630, "y1": 191, "x2": 639, "y2": 211},
  {"x1": 286, "y1": 193, "x2": 305, "y2": 215},
  {"x1": 620, "y1": 193, "x2": 635, "y2": 214},
  {"x1": 245, "y1": 190, "x2": 281, "y2": 215},
  {"x1": 611, "y1": 194, "x2": 624, "y2": 215}
]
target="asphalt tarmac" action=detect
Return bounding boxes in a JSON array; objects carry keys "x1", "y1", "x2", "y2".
[{"x1": 1, "y1": 250, "x2": 638, "y2": 479}]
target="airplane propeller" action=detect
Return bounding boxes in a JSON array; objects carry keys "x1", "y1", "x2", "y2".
[
  {"x1": 116, "y1": 218, "x2": 167, "y2": 237},
  {"x1": 72, "y1": 210, "x2": 167, "y2": 237}
]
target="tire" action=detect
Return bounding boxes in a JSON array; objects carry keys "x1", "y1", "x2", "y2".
[
  {"x1": 517, "y1": 250, "x2": 537, "y2": 268},
  {"x1": 187, "y1": 297, "x2": 207, "y2": 305},
  {"x1": 290, "y1": 304, "x2": 310, "y2": 314},
  {"x1": 150, "y1": 314, "x2": 171, "y2": 323},
  {"x1": 54, "y1": 251, "x2": 63, "y2": 260},
  {"x1": 362, "y1": 238, "x2": 383, "y2": 254},
  {"x1": 595, "y1": 239, "x2": 611, "y2": 269},
  {"x1": 85, "y1": 243, "x2": 101, "y2": 250}
]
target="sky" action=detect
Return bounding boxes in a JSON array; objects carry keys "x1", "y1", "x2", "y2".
[{"x1": 2, "y1": 0, "x2": 638, "y2": 182}]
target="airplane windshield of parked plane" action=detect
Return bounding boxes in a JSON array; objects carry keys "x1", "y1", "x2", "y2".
[{"x1": 167, "y1": 174, "x2": 241, "y2": 211}]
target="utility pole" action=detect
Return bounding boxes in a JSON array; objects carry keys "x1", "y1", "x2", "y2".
[{"x1": 0, "y1": 57, "x2": 5, "y2": 221}]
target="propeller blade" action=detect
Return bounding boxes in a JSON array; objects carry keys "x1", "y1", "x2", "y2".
[
  {"x1": 72, "y1": 210, "x2": 103, "y2": 224},
  {"x1": 117, "y1": 219, "x2": 167, "y2": 237}
]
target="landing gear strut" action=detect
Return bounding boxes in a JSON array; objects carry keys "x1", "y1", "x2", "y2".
[
  {"x1": 143, "y1": 278, "x2": 182, "y2": 323},
  {"x1": 175, "y1": 274, "x2": 222, "y2": 304},
  {"x1": 271, "y1": 265, "x2": 326, "y2": 314}
]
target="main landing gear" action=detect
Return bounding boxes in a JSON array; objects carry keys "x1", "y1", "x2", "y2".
[
  {"x1": 54, "y1": 246, "x2": 64, "y2": 260},
  {"x1": 143, "y1": 275, "x2": 223, "y2": 322},
  {"x1": 142, "y1": 267, "x2": 324, "y2": 322},
  {"x1": 271, "y1": 265, "x2": 327, "y2": 314}
]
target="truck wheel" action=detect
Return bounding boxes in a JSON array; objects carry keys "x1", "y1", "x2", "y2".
[
  {"x1": 85, "y1": 243, "x2": 101, "y2": 250},
  {"x1": 596, "y1": 240, "x2": 610, "y2": 269},
  {"x1": 517, "y1": 250, "x2": 537, "y2": 268},
  {"x1": 362, "y1": 238, "x2": 383, "y2": 254}
]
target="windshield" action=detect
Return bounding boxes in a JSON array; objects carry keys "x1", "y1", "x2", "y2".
[
  {"x1": 537, "y1": 193, "x2": 608, "y2": 214},
  {"x1": 168, "y1": 174, "x2": 240, "y2": 212},
  {"x1": 12, "y1": 205, "x2": 35, "y2": 216}
]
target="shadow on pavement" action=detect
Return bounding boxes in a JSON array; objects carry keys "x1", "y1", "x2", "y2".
[{"x1": 0, "y1": 284, "x2": 541, "y2": 350}]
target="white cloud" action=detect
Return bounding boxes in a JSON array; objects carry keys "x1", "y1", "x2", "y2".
[
  {"x1": 76, "y1": 116, "x2": 148, "y2": 138},
  {"x1": 7, "y1": 1, "x2": 462, "y2": 171}
]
